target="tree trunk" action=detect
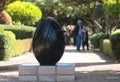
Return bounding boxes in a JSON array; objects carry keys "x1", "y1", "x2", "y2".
[
  {"x1": 115, "y1": 0, "x2": 119, "y2": 29},
  {"x1": 0, "y1": 0, "x2": 15, "y2": 24},
  {"x1": 0, "y1": 10, "x2": 12, "y2": 25},
  {"x1": 104, "y1": 10, "x2": 109, "y2": 34},
  {"x1": 86, "y1": 1, "x2": 103, "y2": 32}
]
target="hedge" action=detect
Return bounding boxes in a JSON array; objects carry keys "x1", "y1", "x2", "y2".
[
  {"x1": 102, "y1": 39, "x2": 114, "y2": 59},
  {"x1": 89, "y1": 30, "x2": 120, "y2": 62},
  {"x1": 0, "y1": 24, "x2": 35, "y2": 39},
  {"x1": 90, "y1": 32, "x2": 109, "y2": 48},
  {"x1": 11, "y1": 38, "x2": 32, "y2": 57},
  {"x1": 0, "y1": 25, "x2": 35, "y2": 61},
  {"x1": 110, "y1": 29, "x2": 120, "y2": 62},
  {"x1": 0, "y1": 30, "x2": 16, "y2": 61}
]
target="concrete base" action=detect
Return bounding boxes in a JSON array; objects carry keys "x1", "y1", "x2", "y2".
[{"x1": 19, "y1": 63, "x2": 75, "y2": 82}]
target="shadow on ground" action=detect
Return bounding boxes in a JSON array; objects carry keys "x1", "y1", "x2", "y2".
[
  {"x1": 75, "y1": 62, "x2": 116, "y2": 67},
  {"x1": 0, "y1": 75, "x2": 18, "y2": 82},
  {"x1": 0, "y1": 64, "x2": 18, "y2": 72},
  {"x1": 75, "y1": 70, "x2": 120, "y2": 82}
]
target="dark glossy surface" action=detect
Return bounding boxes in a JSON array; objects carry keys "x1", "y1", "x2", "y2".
[{"x1": 32, "y1": 17, "x2": 65, "y2": 65}]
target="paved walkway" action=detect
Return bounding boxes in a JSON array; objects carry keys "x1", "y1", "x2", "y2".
[{"x1": 0, "y1": 46, "x2": 120, "y2": 82}]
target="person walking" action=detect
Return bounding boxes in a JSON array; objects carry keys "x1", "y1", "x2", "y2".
[{"x1": 73, "y1": 20, "x2": 83, "y2": 51}]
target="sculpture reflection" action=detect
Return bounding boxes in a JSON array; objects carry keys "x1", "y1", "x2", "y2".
[{"x1": 32, "y1": 17, "x2": 65, "y2": 65}]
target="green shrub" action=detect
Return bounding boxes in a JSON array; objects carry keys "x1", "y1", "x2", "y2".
[
  {"x1": 6, "y1": 1, "x2": 42, "y2": 26},
  {"x1": 102, "y1": 39, "x2": 114, "y2": 58},
  {"x1": 0, "y1": 26, "x2": 33, "y2": 60},
  {"x1": 0, "y1": 25, "x2": 35, "y2": 39},
  {"x1": 99, "y1": 33, "x2": 110, "y2": 51},
  {"x1": 11, "y1": 40, "x2": 23, "y2": 57},
  {"x1": 110, "y1": 29, "x2": 120, "y2": 62},
  {"x1": 21, "y1": 38, "x2": 32, "y2": 53},
  {"x1": 99, "y1": 39, "x2": 103, "y2": 51},
  {"x1": 11, "y1": 38, "x2": 32, "y2": 57},
  {"x1": 0, "y1": 28, "x2": 4, "y2": 32},
  {"x1": 90, "y1": 32, "x2": 109, "y2": 48},
  {"x1": 0, "y1": 31, "x2": 16, "y2": 61}
]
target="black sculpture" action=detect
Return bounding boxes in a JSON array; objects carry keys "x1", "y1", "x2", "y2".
[{"x1": 32, "y1": 17, "x2": 65, "y2": 65}]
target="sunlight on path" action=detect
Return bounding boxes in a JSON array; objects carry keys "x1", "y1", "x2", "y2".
[{"x1": 59, "y1": 46, "x2": 106, "y2": 63}]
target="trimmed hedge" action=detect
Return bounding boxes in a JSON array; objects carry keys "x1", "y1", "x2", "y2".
[
  {"x1": 11, "y1": 38, "x2": 32, "y2": 57},
  {"x1": 11, "y1": 40, "x2": 23, "y2": 57},
  {"x1": 90, "y1": 30, "x2": 120, "y2": 62},
  {"x1": 110, "y1": 29, "x2": 120, "y2": 62},
  {"x1": 90, "y1": 32, "x2": 109, "y2": 48},
  {"x1": 0, "y1": 25, "x2": 35, "y2": 39},
  {"x1": 0, "y1": 25, "x2": 35, "y2": 61},
  {"x1": 102, "y1": 39, "x2": 114, "y2": 58},
  {"x1": 0, "y1": 30, "x2": 16, "y2": 61}
]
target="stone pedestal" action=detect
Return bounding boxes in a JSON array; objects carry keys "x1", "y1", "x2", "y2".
[{"x1": 19, "y1": 63, "x2": 75, "y2": 82}]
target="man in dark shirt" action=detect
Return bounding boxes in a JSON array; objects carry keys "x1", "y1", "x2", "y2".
[{"x1": 74, "y1": 20, "x2": 83, "y2": 51}]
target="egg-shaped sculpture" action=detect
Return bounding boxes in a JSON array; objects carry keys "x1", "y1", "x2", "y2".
[{"x1": 32, "y1": 17, "x2": 65, "y2": 65}]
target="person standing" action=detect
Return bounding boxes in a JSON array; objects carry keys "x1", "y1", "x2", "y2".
[
  {"x1": 64, "y1": 26, "x2": 70, "y2": 45},
  {"x1": 82, "y1": 28, "x2": 89, "y2": 51},
  {"x1": 73, "y1": 20, "x2": 83, "y2": 51}
]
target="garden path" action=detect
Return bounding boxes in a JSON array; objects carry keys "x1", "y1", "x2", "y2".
[{"x1": 0, "y1": 46, "x2": 120, "y2": 82}]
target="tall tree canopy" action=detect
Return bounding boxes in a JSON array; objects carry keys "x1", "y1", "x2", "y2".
[
  {"x1": 22, "y1": 0, "x2": 120, "y2": 32},
  {"x1": 103, "y1": 0, "x2": 120, "y2": 29}
]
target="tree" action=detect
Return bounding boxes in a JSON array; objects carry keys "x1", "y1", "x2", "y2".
[
  {"x1": 0, "y1": 0, "x2": 18, "y2": 11},
  {"x1": 0, "y1": 0, "x2": 19, "y2": 24},
  {"x1": 59, "y1": 0, "x2": 104, "y2": 32},
  {"x1": 6, "y1": 1, "x2": 42, "y2": 26},
  {"x1": 104, "y1": 0, "x2": 120, "y2": 29},
  {"x1": 23, "y1": 0, "x2": 119, "y2": 33},
  {"x1": 59, "y1": 0, "x2": 120, "y2": 33},
  {"x1": 22, "y1": 0, "x2": 88, "y2": 26}
]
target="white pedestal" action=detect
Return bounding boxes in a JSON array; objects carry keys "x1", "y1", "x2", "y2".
[{"x1": 19, "y1": 63, "x2": 75, "y2": 82}]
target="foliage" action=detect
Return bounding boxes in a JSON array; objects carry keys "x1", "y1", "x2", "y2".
[
  {"x1": 21, "y1": 38, "x2": 32, "y2": 53},
  {"x1": 93, "y1": 3, "x2": 104, "y2": 19},
  {"x1": 99, "y1": 33, "x2": 110, "y2": 49},
  {"x1": 90, "y1": 32, "x2": 109, "y2": 48},
  {"x1": 0, "y1": 0, "x2": 19, "y2": 11},
  {"x1": 0, "y1": 28, "x2": 4, "y2": 32},
  {"x1": 22, "y1": 0, "x2": 90, "y2": 25},
  {"x1": 100, "y1": 39, "x2": 114, "y2": 58},
  {"x1": 0, "y1": 26, "x2": 33, "y2": 60},
  {"x1": 6, "y1": 1, "x2": 42, "y2": 26},
  {"x1": 11, "y1": 38, "x2": 32, "y2": 57},
  {"x1": 103, "y1": 0, "x2": 120, "y2": 17},
  {"x1": 0, "y1": 0, "x2": 20, "y2": 25},
  {"x1": 0, "y1": 30, "x2": 16, "y2": 61},
  {"x1": 11, "y1": 40, "x2": 23, "y2": 57},
  {"x1": 21, "y1": 0, "x2": 120, "y2": 33},
  {"x1": 0, "y1": 24, "x2": 35, "y2": 39},
  {"x1": 23, "y1": 0, "x2": 106, "y2": 32},
  {"x1": 110, "y1": 29, "x2": 120, "y2": 61}
]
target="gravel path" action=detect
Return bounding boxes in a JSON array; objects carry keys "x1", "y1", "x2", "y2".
[{"x1": 0, "y1": 46, "x2": 120, "y2": 82}]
